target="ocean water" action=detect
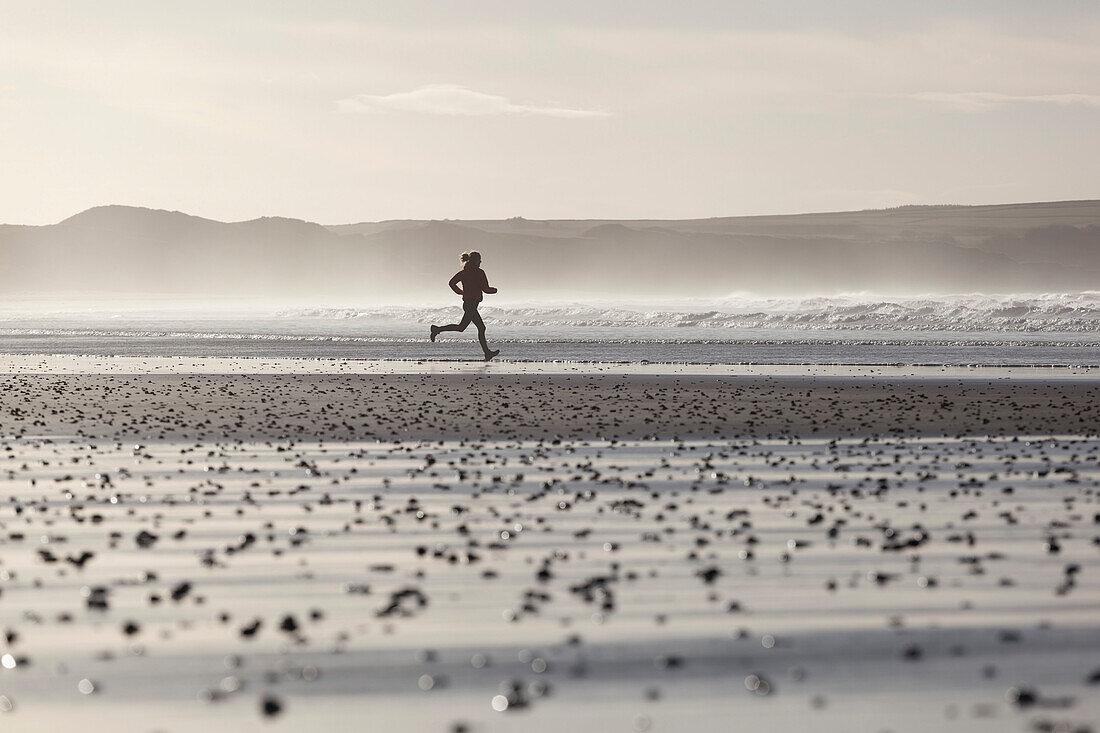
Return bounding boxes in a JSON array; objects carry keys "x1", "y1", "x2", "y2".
[{"x1": 1, "y1": 292, "x2": 1098, "y2": 366}]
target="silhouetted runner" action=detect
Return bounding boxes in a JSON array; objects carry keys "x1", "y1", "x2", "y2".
[{"x1": 430, "y1": 250, "x2": 500, "y2": 361}]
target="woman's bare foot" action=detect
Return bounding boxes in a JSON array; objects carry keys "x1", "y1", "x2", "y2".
[
  {"x1": 430, "y1": 325, "x2": 440, "y2": 342},
  {"x1": 484, "y1": 349, "x2": 500, "y2": 362}
]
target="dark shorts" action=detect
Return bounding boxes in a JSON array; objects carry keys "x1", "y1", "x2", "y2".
[{"x1": 462, "y1": 299, "x2": 481, "y2": 313}]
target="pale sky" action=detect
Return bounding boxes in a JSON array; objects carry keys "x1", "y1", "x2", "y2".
[{"x1": 2, "y1": 1, "x2": 1098, "y2": 224}]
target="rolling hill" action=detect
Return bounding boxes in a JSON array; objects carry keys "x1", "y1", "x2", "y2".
[{"x1": 1, "y1": 200, "x2": 1097, "y2": 298}]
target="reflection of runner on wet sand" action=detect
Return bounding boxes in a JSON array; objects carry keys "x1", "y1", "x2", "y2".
[{"x1": 430, "y1": 250, "x2": 500, "y2": 361}]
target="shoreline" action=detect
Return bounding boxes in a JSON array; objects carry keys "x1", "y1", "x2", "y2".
[
  {"x1": 0, "y1": 330, "x2": 1096, "y2": 367},
  {"x1": 1, "y1": 354, "x2": 1098, "y2": 378}
]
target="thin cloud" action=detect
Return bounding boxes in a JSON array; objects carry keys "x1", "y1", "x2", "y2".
[
  {"x1": 336, "y1": 84, "x2": 610, "y2": 118},
  {"x1": 902, "y1": 91, "x2": 1100, "y2": 113}
]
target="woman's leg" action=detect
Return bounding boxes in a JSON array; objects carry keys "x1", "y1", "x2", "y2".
[
  {"x1": 471, "y1": 309, "x2": 498, "y2": 359},
  {"x1": 471, "y1": 309, "x2": 488, "y2": 353},
  {"x1": 435, "y1": 308, "x2": 473, "y2": 334}
]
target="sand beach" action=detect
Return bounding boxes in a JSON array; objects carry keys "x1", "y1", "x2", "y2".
[{"x1": 0, "y1": 357, "x2": 1096, "y2": 732}]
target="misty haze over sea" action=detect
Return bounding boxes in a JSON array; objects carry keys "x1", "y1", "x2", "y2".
[{"x1": 1, "y1": 199, "x2": 1097, "y2": 365}]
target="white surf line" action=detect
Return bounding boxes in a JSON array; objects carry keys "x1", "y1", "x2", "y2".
[{"x1": 0, "y1": 354, "x2": 1098, "y2": 379}]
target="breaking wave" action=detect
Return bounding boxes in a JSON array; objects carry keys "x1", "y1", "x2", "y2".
[{"x1": 284, "y1": 292, "x2": 1100, "y2": 333}]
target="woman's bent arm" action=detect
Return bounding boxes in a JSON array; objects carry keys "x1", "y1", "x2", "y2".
[
  {"x1": 448, "y1": 271, "x2": 464, "y2": 296},
  {"x1": 482, "y1": 271, "x2": 498, "y2": 294}
]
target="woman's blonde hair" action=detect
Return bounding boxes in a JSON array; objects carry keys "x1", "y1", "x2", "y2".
[{"x1": 460, "y1": 250, "x2": 481, "y2": 265}]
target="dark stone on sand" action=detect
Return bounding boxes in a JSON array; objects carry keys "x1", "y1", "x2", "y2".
[
  {"x1": 260, "y1": 694, "x2": 283, "y2": 717},
  {"x1": 135, "y1": 530, "x2": 159, "y2": 548}
]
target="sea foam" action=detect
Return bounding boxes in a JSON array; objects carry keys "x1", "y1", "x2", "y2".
[{"x1": 282, "y1": 292, "x2": 1100, "y2": 333}]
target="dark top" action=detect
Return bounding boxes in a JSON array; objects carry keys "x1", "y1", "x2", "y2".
[{"x1": 449, "y1": 266, "x2": 497, "y2": 303}]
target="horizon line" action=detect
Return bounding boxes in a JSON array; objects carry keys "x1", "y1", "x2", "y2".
[{"x1": 6, "y1": 197, "x2": 1099, "y2": 229}]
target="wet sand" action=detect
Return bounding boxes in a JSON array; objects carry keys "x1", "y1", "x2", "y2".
[
  {"x1": 0, "y1": 358, "x2": 1097, "y2": 732},
  {"x1": 0, "y1": 358, "x2": 1097, "y2": 442}
]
